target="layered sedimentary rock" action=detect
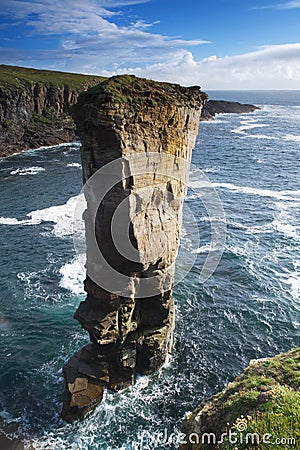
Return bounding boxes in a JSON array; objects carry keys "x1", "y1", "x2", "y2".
[
  {"x1": 0, "y1": 65, "x2": 260, "y2": 158},
  {"x1": 61, "y1": 75, "x2": 207, "y2": 421},
  {"x1": 0, "y1": 65, "x2": 104, "y2": 156}
]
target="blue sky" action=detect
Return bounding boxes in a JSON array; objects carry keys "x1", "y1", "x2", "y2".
[{"x1": 0, "y1": 0, "x2": 300, "y2": 89}]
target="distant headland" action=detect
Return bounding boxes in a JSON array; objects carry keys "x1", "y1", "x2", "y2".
[{"x1": 0, "y1": 65, "x2": 259, "y2": 157}]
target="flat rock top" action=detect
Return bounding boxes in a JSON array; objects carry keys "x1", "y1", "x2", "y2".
[{"x1": 76, "y1": 74, "x2": 207, "y2": 109}]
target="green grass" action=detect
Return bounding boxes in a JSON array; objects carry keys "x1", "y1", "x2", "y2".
[
  {"x1": 181, "y1": 349, "x2": 300, "y2": 450},
  {"x1": 0, "y1": 64, "x2": 106, "y2": 91},
  {"x1": 83, "y1": 74, "x2": 208, "y2": 107},
  {"x1": 221, "y1": 385, "x2": 300, "y2": 449},
  {"x1": 216, "y1": 349, "x2": 300, "y2": 450}
]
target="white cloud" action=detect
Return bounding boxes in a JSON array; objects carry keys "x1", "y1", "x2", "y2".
[
  {"x1": 1, "y1": 0, "x2": 299, "y2": 89},
  {"x1": 0, "y1": 0, "x2": 207, "y2": 46},
  {"x1": 130, "y1": 20, "x2": 160, "y2": 30},
  {"x1": 0, "y1": 0, "x2": 209, "y2": 70},
  {"x1": 254, "y1": 1, "x2": 300, "y2": 9},
  {"x1": 101, "y1": 43, "x2": 300, "y2": 90}
]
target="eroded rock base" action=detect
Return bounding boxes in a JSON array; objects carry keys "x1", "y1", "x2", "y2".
[{"x1": 62, "y1": 289, "x2": 175, "y2": 422}]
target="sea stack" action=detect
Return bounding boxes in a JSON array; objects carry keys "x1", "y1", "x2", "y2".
[{"x1": 61, "y1": 75, "x2": 206, "y2": 421}]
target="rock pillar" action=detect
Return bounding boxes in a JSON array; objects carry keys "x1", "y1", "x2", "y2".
[{"x1": 62, "y1": 75, "x2": 206, "y2": 421}]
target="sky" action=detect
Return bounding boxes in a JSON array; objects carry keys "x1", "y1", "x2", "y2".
[{"x1": 0, "y1": 0, "x2": 300, "y2": 89}]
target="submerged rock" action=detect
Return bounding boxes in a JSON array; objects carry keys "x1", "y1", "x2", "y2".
[{"x1": 61, "y1": 75, "x2": 206, "y2": 421}]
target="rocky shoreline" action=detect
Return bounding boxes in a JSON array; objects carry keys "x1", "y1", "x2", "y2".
[
  {"x1": 0, "y1": 65, "x2": 105, "y2": 157},
  {"x1": 0, "y1": 65, "x2": 259, "y2": 158},
  {"x1": 201, "y1": 99, "x2": 259, "y2": 120}
]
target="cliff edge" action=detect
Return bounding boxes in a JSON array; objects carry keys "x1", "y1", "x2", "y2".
[
  {"x1": 0, "y1": 65, "x2": 105, "y2": 156},
  {"x1": 61, "y1": 75, "x2": 207, "y2": 421},
  {"x1": 0, "y1": 65, "x2": 260, "y2": 157},
  {"x1": 179, "y1": 348, "x2": 299, "y2": 449}
]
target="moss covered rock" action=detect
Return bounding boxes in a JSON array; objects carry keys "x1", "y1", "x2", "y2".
[{"x1": 179, "y1": 348, "x2": 300, "y2": 449}]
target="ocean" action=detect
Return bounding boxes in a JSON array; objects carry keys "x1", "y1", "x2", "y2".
[{"x1": 0, "y1": 91, "x2": 299, "y2": 449}]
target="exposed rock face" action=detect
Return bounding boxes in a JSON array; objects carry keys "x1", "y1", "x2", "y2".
[
  {"x1": 0, "y1": 84, "x2": 76, "y2": 155},
  {"x1": 0, "y1": 65, "x2": 104, "y2": 156},
  {"x1": 0, "y1": 65, "x2": 260, "y2": 158},
  {"x1": 61, "y1": 75, "x2": 207, "y2": 421},
  {"x1": 201, "y1": 99, "x2": 259, "y2": 120}
]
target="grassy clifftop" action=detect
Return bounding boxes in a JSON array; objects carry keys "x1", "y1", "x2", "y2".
[
  {"x1": 84, "y1": 74, "x2": 207, "y2": 107},
  {"x1": 0, "y1": 65, "x2": 107, "y2": 156},
  {"x1": 0, "y1": 64, "x2": 106, "y2": 91},
  {"x1": 180, "y1": 348, "x2": 300, "y2": 450}
]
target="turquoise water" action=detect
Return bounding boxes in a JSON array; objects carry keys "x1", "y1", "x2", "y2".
[{"x1": 0, "y1": 92, "x2": 299, "y2": 449}]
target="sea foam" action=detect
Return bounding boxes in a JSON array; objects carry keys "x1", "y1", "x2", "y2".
[
  {"x1": 283, "y1": 134, "x2": 300, "y2": 142},
  {"x1": 10, "y1": 166, "x2": 45, "y2": 176},
  {"x1": 209, "y1": 182, "x2": 300, "y2": 202},
  {"x1": 231, "y1": 123, "x2": 269, "y2": 134},
  {"x1": 66, "y1": 163, "x2": 81, "y2": 168},
  {"x1": 0, "y1": 194, "x2": 85, "y2": 238},
  {"x1": 59, "y1": 257, "x2": 85, "y2": 295}
]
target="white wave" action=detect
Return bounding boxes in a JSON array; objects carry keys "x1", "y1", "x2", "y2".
[
  {"x1": 0, "y1": 216, "x2": 41, "y2": 225},
  {"x1": 284, "y1": 134, "x2": 300, "y2": 142},
  {"x1": 286, "y1": 273, "x2": 300, "y2": 300},
  {"x1": 59, "y1": 257, "x2": 85, "y2": 295},
  {"x1": 192, "y1": 244, "x2": 212, "y2": 254},
  {"x1": 198, "y1": 216, "x2": 226, "y2": 224},
  {"x1": 67, "y1": 162, "x2": 81, "y2": 168},
  {"x1": 29, "y1": 195, "x2": 83, "y2": 237},
  {"x1": 32, "y1": 142, "x2": 79, "y2": 151},
  {"x1": 252, "y1": 295, "x2": 273, "y2": 303},
  {"x1": 10, "y1": 166, "x2": 45, "y2": 176},
  {"x1": 232, "y1": 123, "x2": 269, "y2": 134},
  {"x1": 244, "y1": 134, "x2": 279, "y2": 140},
  {"x1": 134, "y1": 375, "x2": 150, "y2": 391},
  {"x1": 5, "y1": 141, "x2": 81, "y2": 160},
  {"x1": 215, "y1": 199, "x2": 300, "y2": 240},
  {"x1": 272, "y1": 219, "x2": 300, "y2": 241},
  {"x1": 273, "y1": 202, "x2": 300, "y2": 240},
  {"x1": 203, "y1": 167, "x2": 220, "y2": 173},
  {"x1": 0, "y1": 194, "x2": 85, "y2": 237},
  {"x1": 201, "y1": 118, "x2": 228, "y2": 124},
  {"x1": 186, "y1": 193, "x2": 198, "y2": 200},
  {"x1": 240, "y1": 119, "x2": 259, "y2": 124},
  {"x1": 227, "y1": 219, "x2": 294, "y2": 237},
  {"x1": 205, "y1": 182, "x2": 300, "y2": 201}
]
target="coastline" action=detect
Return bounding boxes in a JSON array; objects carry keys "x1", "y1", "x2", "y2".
[
  {"x1": 0, "y1": 87, "x2": 299, "y2": 449},
  {"x1": 0, "y1": 96, "x2": 259, "y2": 159},
  {"x1": 0, "y1": 141, "x2": 80, "y2": 160}
]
